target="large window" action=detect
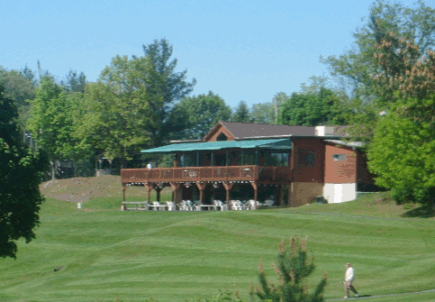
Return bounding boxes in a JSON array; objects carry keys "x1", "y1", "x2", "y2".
[
  {"x1": 181, "y1": 152, "x2": 197, "y2": 167},
  {"x1": 264, "y1": 150, "x2": 289, "y2": 167},
  {"x1": 236, "y1": 150, "x2": 256, "y2": 165}
]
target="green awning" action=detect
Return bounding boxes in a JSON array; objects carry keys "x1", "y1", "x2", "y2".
[{"x1": 141, "y1": 138, "x2": 291, "y2": 154}]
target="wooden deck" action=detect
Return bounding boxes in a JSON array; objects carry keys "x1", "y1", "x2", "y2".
[{"x1": 121, "y1": 165, "x2": 292, "y2": 184}]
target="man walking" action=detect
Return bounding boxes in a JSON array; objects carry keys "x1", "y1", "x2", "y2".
[{"x1": 344, "y1": 263, "x2": 359, "y2": 299}]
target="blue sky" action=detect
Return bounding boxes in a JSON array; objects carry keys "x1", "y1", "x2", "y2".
[{"x1": 0, "y1": 0, "x2": 424, "y2": 108}]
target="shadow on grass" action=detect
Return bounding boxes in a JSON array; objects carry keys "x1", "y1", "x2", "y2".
[{"x1": 401, "y1": 205, "x2": 435, "y2": 218}]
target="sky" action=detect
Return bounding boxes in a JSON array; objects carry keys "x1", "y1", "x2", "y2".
[{"x1": 0, "y1": 0, "x2": 427, "y2": 108}]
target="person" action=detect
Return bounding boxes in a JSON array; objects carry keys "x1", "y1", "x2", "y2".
[
  {"x1": 344, "y1": 263, "x2": 359, "y2": 299},
  {"x1": 146, "y1": 162, "x2": 153, "y2": 171}
]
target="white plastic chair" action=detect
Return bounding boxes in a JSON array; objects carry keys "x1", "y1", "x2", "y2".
[
  {"x1": 167, "y1": 201, "x2": 177, "y2": 211},
  {"x1": 230, "y1": 200, "x2": 242, "y2": 210},
  {"x1": 152, "y1": 201, "x2": 168, "y2": 211},
  {"x1": 248, "y1": 200, "x2": 257, "y2": 210},
  {"x1": 264, "y1": 199, "x2": 274, "y2": 207}
]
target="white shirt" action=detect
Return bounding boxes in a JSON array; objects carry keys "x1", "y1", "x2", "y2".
[
  {"x1": 146, "y1": 163, "x2": 153, "y2": 170},
  {"x1": 345, "y1": 267, "x2": 354, "y2": 282}
]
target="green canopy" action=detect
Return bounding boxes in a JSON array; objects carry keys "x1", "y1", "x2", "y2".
[{"x1": 141, "y1": 138, "x2": 291, "y2": 154}]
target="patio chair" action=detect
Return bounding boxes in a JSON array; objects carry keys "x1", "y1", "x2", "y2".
[
  {"x1": 248, "y1": 200, "x2": 257, "y2": 210},
  {"x1": 264, "y1": 199, "x2": 274, "y2": 207},
  {"x1": 185, "y1": 200, "x2": 194, "y2": 211},
  {"x1": 153, "y1": 201, "x2": 168, "y2": 211},
  {"x1": 214, "y1": 200, "x2": 227, "y2": 211},
  {"x1": 166, "y1": 201, "x2": 177, "y2": 211},
  {"x1": 179, "y1": 200, "x2": 188, "y2": 211},
  {"x1": 230, "y1": 200, "x2": 242, "y2": 210},
  {"x1": 241, "y1": 200, "x2": 251, "y2": 210},
  {"x1": 192, "y1": 200, "x2": 202, "y2": 211}
]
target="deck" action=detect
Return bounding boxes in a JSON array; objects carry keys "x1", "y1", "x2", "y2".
[{"x1": 121, "y1": 165, "x2": 292, "y2": 184}]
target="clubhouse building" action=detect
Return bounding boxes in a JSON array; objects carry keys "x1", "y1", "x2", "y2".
[{"x1": 120, "y1": 121, "x2": 375, "y2": 208}]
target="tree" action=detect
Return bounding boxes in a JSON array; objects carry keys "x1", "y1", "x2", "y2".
[
  {"x1": 251, "y1": 102, "x2": 275, "y2": 124},
  {"x1": 138, "y1": 38, "x2": 196, "y2": 146},
  {"x1": 322, "y1": 0, "x2": 435, "y2": 138},
  {"x1": 61, "y1": 69, "x2": 87, "y2": 93},
  {"x1": 272, "y1": 92, "x2": 289, "y2": 123},
  {"x1": 0, "y1": 66, "x2": 37, "y2": 127},
  {"x1": 232, "y1": 100, "x2": 251, "y2": 123},
  {"x1": 0, "y1": 83, "x2": 48, "y2": 258},
  {"x1": 251, "y1": 237, "x2": 327, "y2": 302},
  {"x1": 26, "y1": 76, "x2": 87, "y2": 178},
  {"x1": 278, "y1": 88, "x2": 346, "y2": 126},
  {"x1": 368, "y1": 95, "x2": 435, "y2": 207},
  {"x1": 77, "y1": 55, "x2": 153, "y2": 167},
  {"x1": 175, "y1": 91, "x2": 232, "y2": 139}
]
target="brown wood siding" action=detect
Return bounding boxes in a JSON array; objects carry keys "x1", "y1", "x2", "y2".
[
  {"x1": 291, "y1": 137, "x2": 325, "y2": 183},
  {"x1": 324, "y1": 143, "x2": 357, "y2": 184}
]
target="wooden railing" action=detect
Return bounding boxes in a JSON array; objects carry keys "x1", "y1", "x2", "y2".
[{"x1": 121, "y1": 166, "x2": 292, "y2": 184}]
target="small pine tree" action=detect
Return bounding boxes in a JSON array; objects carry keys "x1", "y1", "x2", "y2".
[{"x1": 251, "y1": 236, "x2": 327, "y2": 302}]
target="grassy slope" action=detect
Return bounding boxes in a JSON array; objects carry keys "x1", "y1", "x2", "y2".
[{"x1": 1, "y1": 192, "x2": 435, "y2": 302}]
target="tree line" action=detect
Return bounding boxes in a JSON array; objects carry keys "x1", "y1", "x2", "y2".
[{"x1": 2, "y1": 0, "x2": 435, "y2": 260}]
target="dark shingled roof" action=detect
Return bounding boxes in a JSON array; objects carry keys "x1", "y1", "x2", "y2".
[{"x1": 220, "y1": 121, "x2": 315, "y2": 139}]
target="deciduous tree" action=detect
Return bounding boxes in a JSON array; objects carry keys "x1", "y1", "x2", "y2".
[
  {"x1": 175, "y1": 91, "x2": 232, "y2": 139},
  {"x1": 0, "y1": 83, "x2": 48, "y2": 258}
]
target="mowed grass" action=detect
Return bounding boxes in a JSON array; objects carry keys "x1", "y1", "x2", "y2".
[{"x1": 1, "y1": 195, "x2": 435, "y2": 302}]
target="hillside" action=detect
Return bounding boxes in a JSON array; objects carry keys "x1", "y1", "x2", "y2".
[
  {"x1": 39, "y1": 175, "x2": 172, "y2": 203},
  {"x1": 0, "y1": 177, "x2": 433, "y2": 301}
]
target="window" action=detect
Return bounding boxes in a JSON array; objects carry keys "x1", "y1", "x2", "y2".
[
  {"x1": 264, "y1": 151, "x2": 289, "y2": 167},
  {"x1": 298, "y1": 149, "x2": 316, "y2": 167},
  {"x1": 216, "y1": 133, "x2": 228, "y2": 141},
  {"x1": 236, "y1": 150, "x2": 255, "y2": 165},
  {"x1": 333, "y1": 154, "x2": 346, "y2": 161}
]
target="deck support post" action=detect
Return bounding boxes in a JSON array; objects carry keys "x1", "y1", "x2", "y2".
[
  {"x1": 222, "y1": 181, "x2": 234, "y2": 207},
  {"x1": 121, "y1": 184, "x2": 127, "y2": 211},
  {"x1": 275, "y1": 185, "x2": 282, "y2": 206},
  {"x1": 170, "y1": 182, "x2": 181, "y2": 206},
  {"x1": 250, "y1": 182, "x2": 258, "y2": 209},
  {"x1": 145, "y1": 183, "x2": 154, "y2": 202},
  {"x1": 154, "y1": 184, "x2": 162, "y2": 202},
  {"x1": 196, "y1": 182, "x2": 207, "y2": 205}
]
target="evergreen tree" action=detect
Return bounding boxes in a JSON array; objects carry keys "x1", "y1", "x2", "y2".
[
  {"x1": 232, "y1": 100, "x2": 251, "y2": 123},
  {"x1": 252, "y1": 237, "x2": 327, "y2": 302}
]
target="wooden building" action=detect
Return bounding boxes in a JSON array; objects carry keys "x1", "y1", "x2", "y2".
[{"x1": 120, "y1": 121, "x2": 375, "y2": 207}]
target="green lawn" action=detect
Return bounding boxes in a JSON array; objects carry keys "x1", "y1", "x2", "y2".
[{"x1": 1, "y1": 195, "x2": 435, "y2": 302}]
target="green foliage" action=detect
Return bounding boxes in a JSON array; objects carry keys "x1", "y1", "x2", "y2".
[
  {"x1": 175, "y1": 91, "x2": 232, "y2": 139},
  {"x1": 140, "y1": 38, "x2": 196, "y2": 146},
  {"x1": 272, "y1": 92, "x2": 290, "y2": 124},
  {"x1": 278, "y1": 88, "x2": 346, "y2": 126},
  {"x1": 78, "y1": 55, "x2": 152, "y2": 164},
  {"x1": 368, "y1": 96, "x2": 435, "y2": 206},
  {"x1": 232, "y1": 101, "x2": 251, "y2": 123},
  {"x1": 61, "y1": 69, "x2": 87, "y2": 93},
  {"x1": 252, "y1": 237, "x2": 327, "y2": 302},
  {"x1": 0, "y1": 83, "x2": 48, "y2": 258},
  {"x1": 322, "y1": 0, "x2": 435, "y2": 139},
  {"x1": 250, "y1": 102, "x2": 275, "y2": 124},
  {"x1": 26, "y1": 76, "x2": 88, "y2": 174},
  {"x1": 0, "y1": 65, "x2": 36, "y2": 127}
]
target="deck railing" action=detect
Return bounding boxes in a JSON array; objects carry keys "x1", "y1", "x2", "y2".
[{"x1": 121, "y1": 165, "x2": 292, "y2": 184}]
